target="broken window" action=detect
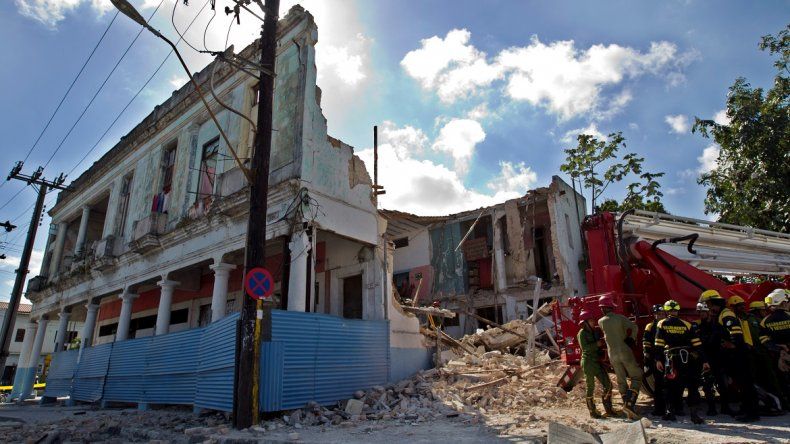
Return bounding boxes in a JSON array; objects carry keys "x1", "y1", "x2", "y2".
[
  {"x1": 198, "y1": 136, "x2": 220, "y2": 200},
  {"x1": 116, "y1": 173, "x2": 133, "y2": 237},
  {"x1": 153, "y1": 143, "x2": 176, "y2": 213},
  {"x1": 393, "y1": 237, "x2": 409, "y2": 249}
]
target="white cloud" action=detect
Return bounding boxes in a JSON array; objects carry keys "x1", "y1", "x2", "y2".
[
  {"x1": 697, "y1": 145, "x2": 719, "y2": 174},
  {"x1": 466, "y1": 103, "x2": 490, "y2": 120},
  {"x1": 561, "y1": 123, "x2": 606, "y2": 144},
  {"x1": 169, "y1": 75, "x2": 186, "y2": 89},
  {"x1": 400, "y1": 29, "x2": 503, "y2": 103},
  {"x1": 0, "y1": 249, "x2": 45, "y2": 298},
  {"x1": 665, "y1": 114, "x2": 690, "y2": 134},
  {"x1": 714, "y1": 109, "x2": 731, "y2": 125},
  {"x1": 357, "y1": 122, "x2": 536, "y2": 215},
  {"x1": 14, "y1": 0, "x2": 111, "y2": 27},
  {"x1": 431, "y1": 119, "x2": 486, "y2": 175},
  {"x1": 316, "y1": 33, "x2": 369, "y2": 87}
]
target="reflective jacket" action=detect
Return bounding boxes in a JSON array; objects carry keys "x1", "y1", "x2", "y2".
[
  {"x1": 718, "y1": 307, "x2": 744, "y2": 347},
  {"x1": 759, "y1": 309, "x2": 790, "y2": 347},
  {"x1": 655, "y1": 315, "x2": 705, "y2": 360}
]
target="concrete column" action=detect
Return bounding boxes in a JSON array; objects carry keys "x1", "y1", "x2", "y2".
[
  {"x1": 81, "y1": 302, "x2": 99, "y2": 348},
  {"x1": 10, "y1": 320, "x2": 36, "y2": 399},
  {"x1": 492, "y1": 215, "x2": 508, "y2": 292},
  {"x1": 48, "y1": 222, "x2": 68, "y2": 278},
  {"x1": 210, "y1": 263, "x2": 236, "y2": 322},
  {"x1": 155, "y1": 280, "x2": 179, "y2": 335},
  {"x1": 21, "y1": 318, "x2": 48, "y2": 399},
  {"x1": 53, "y1": 308, "x2": 71, "y2": 352},
  {"x1": 287, "y1": 231, "x2": 311, "y2": 312},
  {"x1": 74, "y1": 205, "x2": 91, "y2": 256},
  {"x1": 116, "y1": 291, "x2": 138, "y2": 341}
]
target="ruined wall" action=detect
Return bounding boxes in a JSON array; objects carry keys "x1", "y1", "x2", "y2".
[
  {"x1": 429, "y1": 224, "x2": 467, "y2": 298},
  {"x1": 547, "y1": 176, "x2": 587, "y2": 297}
]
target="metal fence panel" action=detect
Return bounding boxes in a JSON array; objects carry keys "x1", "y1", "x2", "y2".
[
  {"x1": 103, "y1": 337, "x2": 151, "y2": 403},
  {"x1": 43, "y1": 350, "x2": 79, "y2": 398},
  {"x1": 71, "y1": 343, "x2": 113, "y2": 402},
  {"x1": 195, "y1": 313, "x2": 238, "y2": 412},
  {"x1": 144, "y1": 328, "x2": 203, "y2": 405}
]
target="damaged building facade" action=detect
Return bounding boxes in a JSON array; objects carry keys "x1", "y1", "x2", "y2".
[
  {"x1": 383, "y1": 176, "x2": 587, "y2": 338},
  {"x1": 18, "y1": 7, "x2": 430, "y2": 404}
]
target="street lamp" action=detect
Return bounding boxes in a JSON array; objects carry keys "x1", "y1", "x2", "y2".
[{"x1": 109, "y1": 0, "x2": 251, "y2": 182}]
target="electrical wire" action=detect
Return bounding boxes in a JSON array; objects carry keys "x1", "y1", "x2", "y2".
[
  {"x1": 173, "y1": 0, "x2": 210, "y2": 53},
  {"x1": 203, "y1": 1, "x2": 218, "y2": 52},
  {"x1": 18, "y1": 11, "x2": 121, "y2": 167},
  {"x1": 0, "y1": 187, "x2": 28, "y2": 213},
  {"x1": 66, "y1": 0, "x2": 211, "y2": 178},
  {"x1": 40, "y1": 0, "x2": 166, "y2": 171}
]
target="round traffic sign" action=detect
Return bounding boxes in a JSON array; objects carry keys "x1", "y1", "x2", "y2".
[{"x1": 244, "y1": 267, "x2": 274, "y2": 300}]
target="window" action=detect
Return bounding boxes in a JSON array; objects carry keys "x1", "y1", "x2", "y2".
[
  {"x1": 251, "y1": 82, "x2": 260, "y2": 106},
  {"x1": 116, "y1": 173, "x2": 133, "y2": 237},
  {"x1": 198, "y1": 304, "x2": 212, "y2": 327},
  {"x1": 98, "y1": 323, "x2": 118, "y2": 337},
  {"x1": 153, "y1": 145, "x2": 176, "y2": 214},
  {"x1": 198, "y1": 137, "x2": 220, "y2": 199},
  {"x1": 170, "y1": 308, "x2": 189, "y2": 325},
  {"x1": 14, "y1": 329, "x2": 25, "y2": 343},
  {"x1": 393, "y1": 237, "x2": 409, "y2": 249}
]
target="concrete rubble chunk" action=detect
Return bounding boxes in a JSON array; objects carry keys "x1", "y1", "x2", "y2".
[
  {"x1": 547, "y1": 421, "x2": 599, "y2": 444},
  {"x1": 600, "y1": 420, "x2": 647, "y2": 444},
  {"x1": 344, "y1": 399, "x2": 365, "y2": 416}
]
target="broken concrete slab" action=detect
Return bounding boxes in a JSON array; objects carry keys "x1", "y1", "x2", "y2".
[
  {"x1": 547, "y1": 422, "x2": 599, "y2": 444},
  {"x1": 600, "y1": 419, "x2": 647, "y2": 444}
]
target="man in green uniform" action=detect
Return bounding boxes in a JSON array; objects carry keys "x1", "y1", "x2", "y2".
[
  {"x1": 642, "y1": 304, "x2": 666, "y2": 416},
  {"x1": 577, "y1": 309, "x2": 617, "y2": 418},
  {"x1": 598, "y1": 294, "x2": 642, "y2": 419},
  {"x1": 654, "y1": 299, "x2": 709, "y2": 423}
]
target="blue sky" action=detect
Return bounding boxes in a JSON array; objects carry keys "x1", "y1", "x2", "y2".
[{"x1": 0, "y1": 0, "x2": 786, "y2": 300}]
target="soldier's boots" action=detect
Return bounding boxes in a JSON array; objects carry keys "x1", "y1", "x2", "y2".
[
  {"x1": 622, "y1": 389, "x2": 641, "y2": 420},
  {"x1": 689, "y1": 406, "x2": 704, "y2": 424},
  {"x1": 586, "y1": 397, "x2": 603, "y2": 419},
  {"x1": 602, "y1": 390, "x2": 621, "y2": 418}
]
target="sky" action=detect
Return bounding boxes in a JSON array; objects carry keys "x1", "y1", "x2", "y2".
[{"x1": 0, "y1": 0, "x2": 786, "y2": 301}]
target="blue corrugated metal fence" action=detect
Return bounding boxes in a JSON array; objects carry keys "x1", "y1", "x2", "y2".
[{"x1": 43, "y1": 349, "x2": 79, "y2": 398}]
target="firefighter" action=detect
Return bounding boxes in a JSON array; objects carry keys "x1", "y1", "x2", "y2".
[
  {"x1": 706, "y1": 290, "x2": 760, "y2": 422},
  {"x1": 699, "y1": 290, "x2": 735, "y2": 416},
  {"x1": 654, "y1": 299, "x2": 709, "y2": 423},
  {"x1": 694, "y1": 301, "x2": 718, "y2": 416},
  {"x1": 597, "y1": 294, "x2": 642, "y2": 419},
  {"x1": 642, "y1": 304, "x2": 667, "y2": 416},
  {"x1": 760, "y1": 289, "x2": 790, "y2": 406},
  {"x1": 577, "y1": 309, "x2": 618, "y2": 418}
]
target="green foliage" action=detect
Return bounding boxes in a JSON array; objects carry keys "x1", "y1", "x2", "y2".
[
  {"x1": 561, "y1": 132, "x2": 666, "y2": 213},
  {"x1": 693, "y1": 24, "x2": 790, "y2": 232}
]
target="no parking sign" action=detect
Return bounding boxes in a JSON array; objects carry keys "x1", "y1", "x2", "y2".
[{"x1": 244, "y1": 267, "x2": 274, "y2": 301}]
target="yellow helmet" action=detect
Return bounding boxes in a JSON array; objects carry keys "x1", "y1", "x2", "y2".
[
  {"x1": 749, "y1": 300, "x2": 766, "y2": 310},
  {"x1": 727, "y1": 295, "x2": 745, "y2": 307},
  {"x1": 700, "y1": 289, "x2": 724, "y2": 302},
  {"x1": 664, "y1": 299, "x2": 681, "y2": 312}
]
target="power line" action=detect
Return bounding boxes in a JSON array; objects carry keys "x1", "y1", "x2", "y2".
[
  {"x1": 13, "y1": 11, "x2": 121, "y2": 175},
  {"x1": 0, "y1": 186, "x2": 28, "y2": 213},
  {"x1": 41, "y1": 0, "x2": 167, "y2": 170},
  {"x1": 67, "y1": 0, "x2": 212, "y2": 178}
]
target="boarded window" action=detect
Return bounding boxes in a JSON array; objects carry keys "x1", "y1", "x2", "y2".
[
  {"x1": 198, "y1": 137, "x2": 220, "y2": 198},
  {"x1": 342, "y1": 274, "x2": 363, "y2": 319}
]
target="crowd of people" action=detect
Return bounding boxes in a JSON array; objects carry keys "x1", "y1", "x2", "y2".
[{"x1": 577, "y1": 288, "x2": 790, "y2": 423}]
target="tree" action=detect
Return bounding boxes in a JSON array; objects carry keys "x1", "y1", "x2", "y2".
[
  {"x1": 560, "y1": 132, "x2": 666, "y2": 214},
  {"x1": 693, "y1": 25, "x2": 790, "y2": 232}
]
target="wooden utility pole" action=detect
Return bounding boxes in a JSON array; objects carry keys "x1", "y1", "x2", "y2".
[
  {"x1": 0, "y1": 163, "x2": 71, "y2": 373},
  {"x1": 234, "y1": 0, "x2": 279, "y2": 429}
]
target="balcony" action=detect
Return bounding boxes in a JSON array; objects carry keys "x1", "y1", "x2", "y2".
[
  {"x1": 92, "y1": 235, "x2": 117, "y2": 271},
  {"x1": 129, "y1": 213, "x2": 167, "y2": 254}
]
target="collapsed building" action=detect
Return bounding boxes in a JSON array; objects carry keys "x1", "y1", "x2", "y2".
[{"x1": 382, "y1": 176, "x2": 586, "y2": 338}]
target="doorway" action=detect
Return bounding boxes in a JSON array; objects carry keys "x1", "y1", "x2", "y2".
[{"x1": 342, "y1": 274, "x2": 363, "y2": 319}]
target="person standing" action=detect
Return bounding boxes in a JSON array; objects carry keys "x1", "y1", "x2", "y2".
[
  {"x1": 597, "y1": 294, "x2": 642, "y2": 420},
  {"x1": 695, "y1": 301, "x2": 719, "y2": 416},
  {"x1": 759, "y1": 289, "x2": 790, "y2": 407},
  {"x1": 577, "y1": 310, "x2": 618, "y2": 418},
  {"x1": 642, "y1": 304, "x2": 667, "y2": 416},
  {"x1": 654, "y1": 300, "x2": 709, "y2": 423}
]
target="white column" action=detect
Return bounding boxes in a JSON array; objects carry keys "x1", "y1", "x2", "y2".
[
  {"x1": 81, "y1": 302, "x2": 99, "y2": 348},
  {"x1": 74, "y1": 205, "x2": 91, "y2": 256},
  {"x1": 10, "y1": 320, "x2": 36, "y2": 399},
  {"x1": 21, "y1": 317, "x2": 48, "y2": 399},
  {"x1": 210, "y1": 263, "x2": 236, "y2": 322},
  {"x1": 155, "y1": 280, "x2": 179, "y2": 335},
  {"x1": 48, "y1": 222, "x2": 68, "y2": 278},
  {"x1": 116, "y1": 291, "x2": 138, "y2": 341},
  {"x1": 287, "y1": 231, "x2": 311, "y2": 312},
  {"x1": 53, "y1": 308, "x2": 71, "y2": 352},
  {"x1": 492, "y1": 214, "x2": 508, "y2": 292}
]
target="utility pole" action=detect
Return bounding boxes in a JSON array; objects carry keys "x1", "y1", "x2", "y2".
[
  {"x1": 235, "y1": 0, "x2": 280, "y2": 429},
  {"x1": 0, "y1": 162, "x2": 71, "y2": 373}
]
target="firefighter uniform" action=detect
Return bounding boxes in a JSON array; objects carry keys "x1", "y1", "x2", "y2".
[
  {"x1": 743, "y1": 310, "x2": 784, "y2": 408},
  {"x1": 642, "y1": 307, "x2": 665, "y2": 416},
  {"x1": 577, "y1": 319, "x2": 615, "y2": 418},
  {"x1": 719, "y1": 306, "x2": 759, "y2": 420},
  {"x1": 759, "y1": 307, "x2": 790, "y2": 404},
  {"x1": 654, "y1": 304, "x2": 706, "y2": 422}
]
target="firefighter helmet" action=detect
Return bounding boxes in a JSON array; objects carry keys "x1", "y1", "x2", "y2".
[
  {"x1": 749, "y1": 300, "x2": 766, "y2": 310},
  {"x1": 727, "y1": 295, "x2": 746, "y2": 307},
  {"x1": 578, "y1": 310, "x2": 597, "y2": 323},
  {"x1": 696, "y1": 302, "x2": 709, "y2": 312},
  {"x1": 598, "y1": 295, "x2": 617, "y2": 308},
  {"x1": 765, "y1": 289, "x2": 788, "y2": 306},
  {"x1": 663, "y1": 300, "x2": 681, "y2": 312},
  {"x1": 699, "y1": 289, "x2": 724, "y2": 302},
  {"x1": 651, "y1": 304, "x2": 664, "y2": 313}
]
